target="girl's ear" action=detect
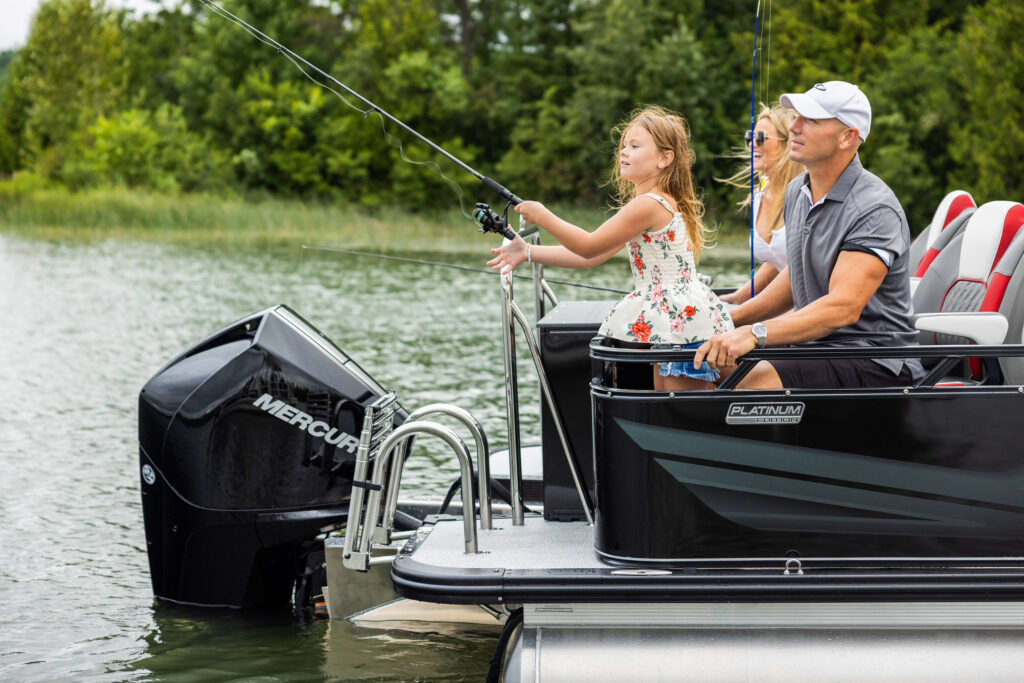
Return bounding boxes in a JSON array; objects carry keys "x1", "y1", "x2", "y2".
[{"x1": 658, "y1": 149, "x2": 675, "y2": 170}]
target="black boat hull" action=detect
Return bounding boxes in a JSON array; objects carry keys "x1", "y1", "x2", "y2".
[{"x1": 594, "y1": 386, "x2": 1024, "y2": 562}]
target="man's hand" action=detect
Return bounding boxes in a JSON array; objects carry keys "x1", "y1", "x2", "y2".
[{"x1": 694, "y1": 325, "x2": 758, "y2": 371}]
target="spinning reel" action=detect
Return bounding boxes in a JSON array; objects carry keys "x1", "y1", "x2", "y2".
[{"x1": 475, "y1": 201, "x2": 517, "y2": 241}]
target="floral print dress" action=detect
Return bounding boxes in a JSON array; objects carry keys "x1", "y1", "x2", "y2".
[{"x1": 598, "y1": 193, "x2": 734, "y2": 344}]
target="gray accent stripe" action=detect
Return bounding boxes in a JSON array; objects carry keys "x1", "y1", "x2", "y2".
[
  {"x1": 655, "y1": 459, "x2": 1024, "y2": 537},
  {"x1": 615, "y1": 418, "x2": 1024, "y2": 508}
]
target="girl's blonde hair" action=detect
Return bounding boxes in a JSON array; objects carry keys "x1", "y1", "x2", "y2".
[
  {"x1": 722, "y1": 104, "x2": 804, "y2": 233},
  {"x1": 609, "y1": 106, "x2": 710, "y2": 258}
]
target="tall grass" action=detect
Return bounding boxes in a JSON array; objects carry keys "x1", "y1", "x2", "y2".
[{"x1": 0, "y1": 179, "x2": 747, "y2": 259}]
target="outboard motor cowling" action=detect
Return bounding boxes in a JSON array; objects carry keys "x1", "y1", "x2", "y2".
[{"x1": 139, "y1": 305, "x2": 403, "y2": 607}]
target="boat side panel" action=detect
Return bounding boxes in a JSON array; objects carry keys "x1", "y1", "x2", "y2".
[{"x1": 594, "y1": 390, "x2": 1024, "y2": 560}]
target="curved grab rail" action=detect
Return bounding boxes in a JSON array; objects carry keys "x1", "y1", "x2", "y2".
[
  {"x1": 343, "y1": 420, "x2": 478, "y2": 571},
  {"x1": 386, "y1": 403, "x2": 493, "y2": 532}
]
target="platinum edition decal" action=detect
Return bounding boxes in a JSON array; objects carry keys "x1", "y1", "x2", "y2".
[
  {"x1": 725, "y1": 402, "x2": 805, "y2": 425},
  {"x1": 252, "y1": 393, "x2": 359, "y2": 454}
]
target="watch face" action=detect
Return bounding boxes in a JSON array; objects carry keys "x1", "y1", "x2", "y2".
[{"x1": 753, "y1": 323, "x2": 767, "y2": 346}]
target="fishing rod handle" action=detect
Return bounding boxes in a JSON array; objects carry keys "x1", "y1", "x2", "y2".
[{"x1": 482, "y1": 177, "x2": 523, "y2": 206}]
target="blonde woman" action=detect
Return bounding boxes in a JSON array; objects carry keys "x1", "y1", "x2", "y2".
[{"x1": 720, "y1": 104, "x2": 804, "y2": 304}]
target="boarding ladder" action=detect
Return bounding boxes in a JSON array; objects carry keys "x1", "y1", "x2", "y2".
[{"x1": 341, "y1": 392, "x2": 491, "y2": 571}]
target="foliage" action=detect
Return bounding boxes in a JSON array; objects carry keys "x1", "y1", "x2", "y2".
[
  {"x1": 949, "y1": 0, "x2": 1024, "y2": 203},
  {"x1": 1, "y1": 0, "x2": 1021, "y2": 232},
  {"x1": 0, "y1": 0, "x2": 128, "y2": 177},
  {"x1": 65, "y1": 104, "x2": 231, "y2": 193}
]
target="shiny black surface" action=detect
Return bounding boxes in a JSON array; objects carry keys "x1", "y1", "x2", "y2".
[
  {"x1": 593, "y1": 344, "x2": 1024, "y2": 562},
  {"x1": 391, "y1": 521, "x2": 1024, "y2": 605},
  {"x1": 139, "y1": 306, "x2": 399, "y2": 607},
  {"x1": 537, "y1": 302, "x2": 613, "y2": 520}
]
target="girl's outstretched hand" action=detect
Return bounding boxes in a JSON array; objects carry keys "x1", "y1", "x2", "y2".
[
  {"x1": 488, "y1": 234, "x2": 529, "y2": 274},
  {"x1": 514, "y1": 200, "x2": 554, "y2": 227}
]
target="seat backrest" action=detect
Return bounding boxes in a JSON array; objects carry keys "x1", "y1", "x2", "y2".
[
  {"x1": 909, "y1": 190, "x2": 977, "y2": 278},
  {"x1": 913, "y1": 201, "x2": 1024, "y2": 350},
  {"x1": 990, "y1": 229, "x2": 1024, "y2": 384}
]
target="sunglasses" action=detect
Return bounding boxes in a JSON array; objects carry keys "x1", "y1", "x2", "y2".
[{"x1": 745, "y1": 130, "x2": 785, "y2": 146}]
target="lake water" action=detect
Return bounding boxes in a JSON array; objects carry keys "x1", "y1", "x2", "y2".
[{"x1": 0, "y1": 233, "x2": 745, "y2": 681}]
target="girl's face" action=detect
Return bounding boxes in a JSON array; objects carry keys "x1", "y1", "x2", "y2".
[
  {"x1": 750, "y1": 117, "x2": 785, "y2": 174},
  {"x1": 619, "y1": 124, "x2": 670, "y2": 185}
]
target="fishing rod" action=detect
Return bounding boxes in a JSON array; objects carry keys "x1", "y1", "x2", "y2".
[
  {"x1": 198, "y1": 0, "x2": 520, "y2": 240},
  {"x1": 300, "y1": 245, "x2": 631, "y2": 295},
  {"x1": 747, "y1": 0, "x2": 773, "y2": 300},
  {"x1": 748, "y1": 0, "x2": 762, "y2": 300}
]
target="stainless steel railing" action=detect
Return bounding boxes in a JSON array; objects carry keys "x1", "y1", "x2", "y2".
[
  {"x1": 499, "y1": 218, "x2": 594, "y2": 526},
  {"x1": 342, "y1": 394, "x2": 481, "y2": 571}
]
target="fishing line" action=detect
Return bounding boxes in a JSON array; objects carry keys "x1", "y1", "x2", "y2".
[
  {"x1": 300, "y1": 245, "x2": 631, "y2": 295},
  {"x1": 765, "y1": 0, "x2": 773, "y2": 103},
  {"x1": 198, "y1": 0, "x2": 522, "y2": 223},
  {"x1": 749, "y1": 0, "x2": 762, "y2": 299}
]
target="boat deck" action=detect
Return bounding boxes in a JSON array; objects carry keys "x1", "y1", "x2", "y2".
[
  {"x1": 391, "y1": 515, "x2": 1024, "y2": 605},
  {"x1": 407, "y1": 515, "x2": 602, "y2": 570}
]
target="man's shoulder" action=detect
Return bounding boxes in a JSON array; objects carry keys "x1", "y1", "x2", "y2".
[
  {"x1": 847, "y1": 166, "x2": 907, "y2": 224},
  {"x1": 849, "y1": 166, "x2": 901, "y2": 207}
]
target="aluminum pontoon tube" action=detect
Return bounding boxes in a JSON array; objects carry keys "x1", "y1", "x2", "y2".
[
  {"x1": 503, "y1": 603, "x2": 1024, "y2": 682},
  {"x1": 396, "y1": 404, "x2": 492, "y2": 530},
  {"x1": 499, "y1": 253, "x2": 526, "y2": 526}
]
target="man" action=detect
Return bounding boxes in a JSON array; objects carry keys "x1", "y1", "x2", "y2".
[{"x1": 695, "y1": 81, "x2": 923, "y2": 389}]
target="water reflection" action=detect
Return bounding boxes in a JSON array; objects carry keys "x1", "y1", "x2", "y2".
[{"x1": 0, "y1": 233, "x2": 744, "y2": 681}]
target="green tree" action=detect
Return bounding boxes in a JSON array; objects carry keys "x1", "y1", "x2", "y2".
[
  {"x1": 497, "y1": 1, "x2": 710, "y2": 205},
  {"x1": 3, "y1": 0, "x2": 128, "y2": 178},
  {"x1": 949, "y1": 0, "x2": 1024, "y2": 203},
  {"x1": 66, "y1": 104, "x2": 230, "y2": 193},
  {"x1": 861, "y1": 22, "x2": 962, "y2": 230}
]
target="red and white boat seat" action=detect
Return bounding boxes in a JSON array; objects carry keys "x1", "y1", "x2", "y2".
[
  {"x1": 911, "y1": 201, "x2": 1024, "y2": 381},
  {"x1": 908, "y1": 190, "x2": 976, "y2": 295}
]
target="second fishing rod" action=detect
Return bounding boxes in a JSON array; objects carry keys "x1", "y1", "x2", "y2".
[{"x1": 199, "y1": 0, "x2": 520, "y2": 241}]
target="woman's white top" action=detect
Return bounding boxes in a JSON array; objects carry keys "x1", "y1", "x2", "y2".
[{"x1": 751, "y1": 179, "x2": 788, "y2": 270}]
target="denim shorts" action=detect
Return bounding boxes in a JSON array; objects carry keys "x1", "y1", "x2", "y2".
[{"x1": 654, "y1": 342, "x2": 720, "y2": 382}]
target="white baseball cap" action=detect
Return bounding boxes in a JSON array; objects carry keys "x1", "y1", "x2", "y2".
[{"x1": 780, "y1": 81, "x2": 872, "y2": 141}]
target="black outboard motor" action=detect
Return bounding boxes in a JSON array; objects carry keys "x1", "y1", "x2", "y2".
[{"x1": 138, "y1": 305, "x2": 404, "y2": 608}]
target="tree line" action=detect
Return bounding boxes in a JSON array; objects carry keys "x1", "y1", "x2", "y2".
[{"x1": 0, "y1": 0, "x2": 1020, "y2": 231}]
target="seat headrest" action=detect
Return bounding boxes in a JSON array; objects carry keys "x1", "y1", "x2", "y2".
[
  {"x1": 926, "y1": 190, "x2": 976, "y2": 248},
  {"x1": 958, "y1": 202, "x2": 1024, "y2": 281}
]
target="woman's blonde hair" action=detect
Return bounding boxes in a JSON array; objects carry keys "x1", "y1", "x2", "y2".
[
  {"x1": 609, "y1": 106, "x2": 710, "y2": 258},
  {"x1": 722, "y1": 104, "x2": 804, "y2": 233}
]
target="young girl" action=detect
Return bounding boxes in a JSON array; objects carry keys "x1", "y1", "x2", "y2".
[
  {"x1": 718, "y1": 104, "x2": 804, "y2": 303},
  {"x1": 488, "y1": 106, "x2": 733, "y2": 391}
]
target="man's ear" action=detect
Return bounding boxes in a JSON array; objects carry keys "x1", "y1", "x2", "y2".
[{"x1": 839, "y1": 127, "x2": 861, "y2": 151}]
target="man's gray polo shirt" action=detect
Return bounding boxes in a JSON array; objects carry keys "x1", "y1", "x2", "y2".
[{"x1": 784, "y1": 154, "x2": 923, "y2": 377}]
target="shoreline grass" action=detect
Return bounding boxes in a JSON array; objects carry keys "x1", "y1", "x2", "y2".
[{"x1": 0, "y1": 184, "x2": 750, "y2": 260}]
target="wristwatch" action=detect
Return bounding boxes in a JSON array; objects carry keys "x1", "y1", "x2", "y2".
[{"x1": 751, "y1": 322, "x2": 768, "y2": 348}]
